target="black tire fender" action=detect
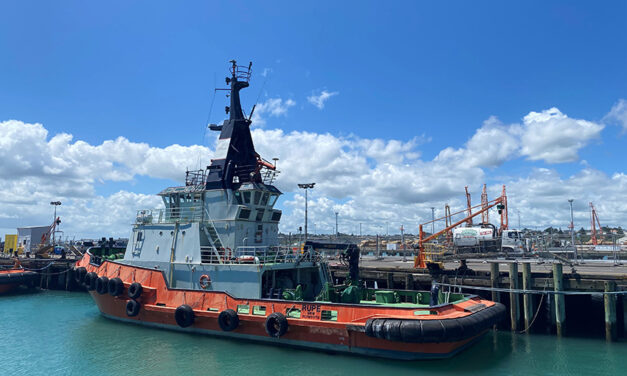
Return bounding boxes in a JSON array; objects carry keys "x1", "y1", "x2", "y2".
[
  {"x1": 85, "y1": 272, "x2": 98, "y2": 291},
  {"x1": 108, "y1": 277, "x2": 124, "y2": 296},
  {"x1": 126, "y1": 299, "x2": 141, "y2": 317},
  {"x1": 128, "y1": 282, "x2": 143, "y2": 300},
  {"x1": 95, "y1": 276, "x2": 109, "y2": 295},
  {"x1": 175, "y1": 305, "x2": 195, "y2": 328},
  {"x1": 74, "y1": 267, "x2": 87, "y2": 284},
  {"x1": 218, "y1": 309, "x2": 239, "y2": 331},
  {"x1": 265, "y1": 312, "x2": 288, "y2": 338}
]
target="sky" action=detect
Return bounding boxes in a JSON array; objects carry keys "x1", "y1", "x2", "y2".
[{"x1": 1, "y1": 1, "x2": 626, "y2": 239}]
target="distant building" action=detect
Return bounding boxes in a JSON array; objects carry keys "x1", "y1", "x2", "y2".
[
  {"x1": 17, "y1": 226, "x2": 51, "y2": 252},
  {"x1": 3, "y1": 234, "x2": 18, "y2": 254}
]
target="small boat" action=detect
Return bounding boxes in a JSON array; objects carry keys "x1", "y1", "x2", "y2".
[
  {"x1": 0, "y1": 266, "x2": 38, "y2": 294},
  {"x1": 74, "y1": 60, "x2": 504, "y2": 359}
]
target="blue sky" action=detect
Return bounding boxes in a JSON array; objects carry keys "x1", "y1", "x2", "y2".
[{"x1": 1, "y1": 1, "x2": 626, "y2": 237}]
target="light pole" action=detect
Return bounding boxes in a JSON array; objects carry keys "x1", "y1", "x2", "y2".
[
  {"x1": 50, "y1": 201, "x2": 61, "y2": 247},
  {"x1": 335, "y1": 211, "x2": 339, "y2": 239},
  {"x1": 431, "y1": 207, "x2": 435, "y2": 235},
  {"x1": 297, "y1": 183, "x2": 315, "y2": 243},
  {"x1": 568, "y1": 199, "x2": 577, "y2": 262}
]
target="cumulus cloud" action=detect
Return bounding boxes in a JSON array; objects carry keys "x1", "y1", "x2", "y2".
[
  {"x1": 307, "y1": 90, "x2": 338, "y2": 109},
  {"x1": 0, "y1": 100, "x2": 619, "y2": 238},
  {"x1": 603, "y1": 99, "x2": 627, "y2": 132},
  {"x1": 520, "y1": 108, "x2": 604, "y2": 163},
  {"x1": 250, "y1": 98, "x2": 295, "y2": 126}
]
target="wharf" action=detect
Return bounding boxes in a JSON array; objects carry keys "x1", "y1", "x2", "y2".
[
  {"x1": 0, "y1": 256, "x2": 82, "y2": 291},
  {"x1": 329, "y1": 256, "x2": 627, "y2": 340}
]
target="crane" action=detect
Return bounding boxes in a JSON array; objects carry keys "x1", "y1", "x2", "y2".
[
  {"x1": 414, "y1": 185, "x2": 508, "y2": 268},
  {"x1": 589, "y1": 202, "x2": 602, "y2": 245},
  {"x1": 464, "y1": 186, "x2": 473, "y2": 227}
]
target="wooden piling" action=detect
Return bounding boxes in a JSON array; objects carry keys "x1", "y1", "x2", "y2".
[
  {"x1": 404, "y1": 273, "x2": 411, "y2": 290},
  {"x1": 604, "y1": 281, "x2": 617, "y2": 341},
  {"x1": 553, "y1": 263, "x2": 565, "y2": 336},
  {"x1": 490, "y1": 262, "x2": 500, "y2": 303},
  {"x1": 522, "y1": 262, "x2": 534, "y2": 331},
  {"x1": 387, "y1": 272, "x2": 394, "y2": 289},
  {"x1": 509, "y1": 262, "x2": 519, "y2": 331}
]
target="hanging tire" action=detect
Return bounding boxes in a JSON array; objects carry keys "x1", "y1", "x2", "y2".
[
  {"x1": 108, "y1": 277, "x2": 124, "y2": 296},
  {"x1": 126, "y1": 299, "x2": 141, "y2": 317},
  {"x1": 218, "y1": 309, "x2": 239, "y2": 331},
  {"x1": 95, "y1": 276, "x2": 109, "y2": 295},
  {"x1": 85, "y1": 272, "x2": 98, "y2": 291},
  {"x1": 265, "y1": 312, "x2": 288, "y2": 338},
  {"x1": 128, "y1": 282, "x2": 143, "y2": 300},
  {"x1": 74, "y1": 267, "x2": 87, "y2": 284},
  {"x1": 175, "y1": 305, "x2": 195, "y2": 328}
]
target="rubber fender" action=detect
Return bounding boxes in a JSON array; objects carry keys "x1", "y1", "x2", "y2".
[
  {"x1": 128, "y1": 282, "x2": 142, "y2": 300},
  {"x1": 265, "y1": 312, "x2": 288, "y2": 338},
  {"x1": 126, "y1": 299, "x2": 140, "y2": 317},
  {"x1": 95, "y1": 276, "x2": 109, "y2": 295},
  {"x1": 108, "y1": 277, "x2": 124, "y2": 296},
  {"x1": 84, "y1": 272, "x2": 98, "y2": 291},
  {"x1": 175, "y1": 305, "x2": 195, "y2": 328},
  {"x1": 382, "y1": 319, "x2": 403, "y2": 341},
  {"x1": 218, "y1": 309, "x2": 239, "y2": 332},
  {"x1": 364, "y1": 302, "x2": 507, "y2": 343},
  {"x1": 74, "y1": 267, "x2": 87, "y2": 284}
]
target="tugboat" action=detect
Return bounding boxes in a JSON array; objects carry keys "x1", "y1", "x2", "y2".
[
  {"x1": 73, "y1": 60, "x2": 504, "y2": 359},
  {"x1": 0, "y1": 258, "x2": 38, "y2": 294}
]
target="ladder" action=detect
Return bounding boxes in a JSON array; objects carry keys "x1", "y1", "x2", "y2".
[{"x1": 201, "y1": 222, "x2": 225, "y2": 264}]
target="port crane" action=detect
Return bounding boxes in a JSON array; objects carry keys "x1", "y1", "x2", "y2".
[
  {"x1": 589, "y1": 202, "x2": 602, "y2": 246},
  {"x1": 414, "y1": 185, "x2": 508, "y2": 269}
]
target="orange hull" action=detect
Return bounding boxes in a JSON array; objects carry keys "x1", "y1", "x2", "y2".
[
  {"x1": 0, "y1": 268, "x2": 37, "y2": 295},
  {"x1": 76, "y1": 255, "x2": 500, "y2": 359}
]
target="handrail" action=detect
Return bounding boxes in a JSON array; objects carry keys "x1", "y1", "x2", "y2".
[{"x1": 199, "y1": 245, "x2": 321, "y2": 265}]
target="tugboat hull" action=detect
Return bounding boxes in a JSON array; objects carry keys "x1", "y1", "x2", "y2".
[
  {"x1": 0, "y1": 269, "x2": 38, "y2": 294},
  {"x1": 77, "y1": 256, "x2": 504, "y2": 360}
]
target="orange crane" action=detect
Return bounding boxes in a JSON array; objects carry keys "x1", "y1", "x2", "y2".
[
  {"x1": 589, "y1": 202, "x2": 602, "y2": 245},
  {"x1": 464, "y1": 186, "x2": 473, "y2": 226},
  {"x1": 414, "y1": 185, "x2": 508, "y2": 268},
  {"x1": 41, "y1": 217, "x2": 61, "y2": 246},
  {"x1": 481, "y1": 184, "x2": 489, "y2": 225}
]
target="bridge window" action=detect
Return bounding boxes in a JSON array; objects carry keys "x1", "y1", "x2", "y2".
[
  {"x1": 260, "y1": 192, "x2": 269, "y2": 206},
  {"x1": 268, "y1": 194, "x2": 278, "y2": 207},
  {"x1": 243, "y1": 191, "x2": 251, "y2": 204},
  {"x1": 254, "y1": 191, "x2": 262, "y2": 205},
  {"x1": 238, "y1": 209, "x2": 251, "y2": 220},
  {"x1": 256, "y1": 209, "x2": 265, "y2": 221}
]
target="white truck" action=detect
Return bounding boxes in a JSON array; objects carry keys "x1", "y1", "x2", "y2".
[{"x1": 453, "y1": 226, "x2": 525, "y2": 253}]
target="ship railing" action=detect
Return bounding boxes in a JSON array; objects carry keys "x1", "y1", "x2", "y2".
[
  {"x1": 200, "y1": 245, "x2": 321, "y2": 265},
  {"x1": 135, "y1": 205, "x2": 206, "y2": 224}
]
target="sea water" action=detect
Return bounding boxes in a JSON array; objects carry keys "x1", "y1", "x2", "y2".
[{"x1": 1, "y1": 290, "x2": 625, "y2": 376}]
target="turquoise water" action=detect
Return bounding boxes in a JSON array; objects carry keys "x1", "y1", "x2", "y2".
[{"x1": 1, "y1": 290, "x2": 625, "y2": 376}]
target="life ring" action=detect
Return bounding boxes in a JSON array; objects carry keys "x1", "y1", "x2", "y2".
[
  {"x1": 126, "y1": 299, "x2": 141, "y2": 317},
  {"x1": 265, "y1": 312, "x2": 288, "y2": 338},
  {"x1": 199, "y1": 274, "x2": 211, "y2": 289},
  {"x1": 128, "y1": 282, "x2": 143, "y2": 299},
  {"x1": 108, "y1": 277, "x2": 124, "y2": 297},
  {"x1": 218, "y1": 309, "x2": 239, "y2": 331},
  {"x1": 175, "y1": 305, "x2": 195, "y2": 328}
]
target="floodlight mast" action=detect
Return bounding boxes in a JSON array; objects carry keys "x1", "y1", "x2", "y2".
[{"x1": 298, "y1": 183, "x2": 315, "y2": 242}]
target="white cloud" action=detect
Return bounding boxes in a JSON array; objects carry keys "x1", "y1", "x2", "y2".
[
  {"x1": 603, "y1": 99, "x2": 627, "y2": 132},
  {"x1": 251, "y1": 98, "x2": 295, "y2": 126},
  {"x1": 307, "y1": 90, "x2": 338, "y2": 109},
  {"x1": 0, "y1": 100, "x2": 620, "y2": 239},
  {"x1": 520, "y1": 108, "x2": 604, "y2": 163}
]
